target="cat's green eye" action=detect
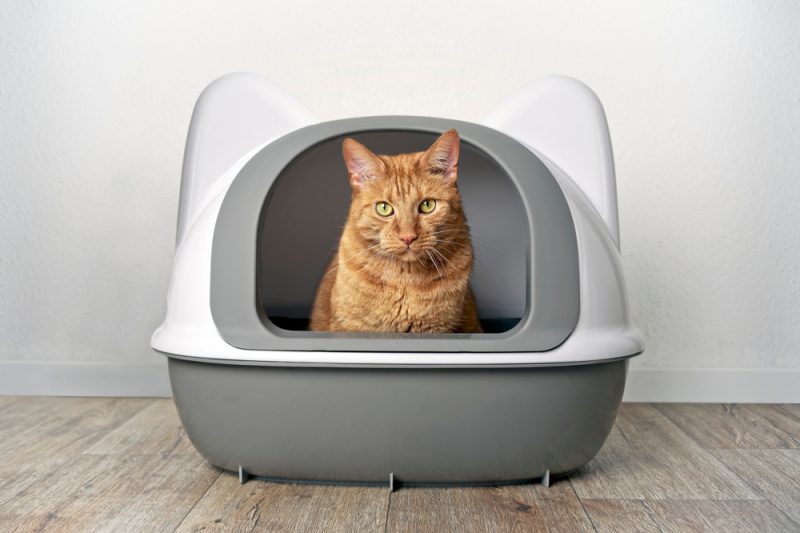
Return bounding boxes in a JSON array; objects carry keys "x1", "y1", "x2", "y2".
[
  {"x1": 419, "y1": 199, "x2": 437, "y2": 214},
  {"x1": 376, "y1": 201, "x2": 394, "y2": 217}
]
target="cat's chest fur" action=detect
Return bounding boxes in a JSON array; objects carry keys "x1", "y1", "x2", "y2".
[{"x1": 330, "y1": 257, "x2": 469, "y2": 333}]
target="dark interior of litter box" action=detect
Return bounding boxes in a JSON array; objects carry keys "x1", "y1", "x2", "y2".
[{"x1": 257, "y1": 131, "x2": 528, "y2": 334}]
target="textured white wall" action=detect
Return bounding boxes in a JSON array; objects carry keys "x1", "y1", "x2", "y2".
[{"x1": 1, "y1": 1, "x2": 799, "y2": 389}]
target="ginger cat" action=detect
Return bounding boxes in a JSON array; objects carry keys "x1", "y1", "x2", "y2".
[{"x1": 310, "y1": 129, "x2": 482, "y2": 333}]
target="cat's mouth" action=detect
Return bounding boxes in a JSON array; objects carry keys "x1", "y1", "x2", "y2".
[
  {"x1": 397, "y1": 248, "x2": 420, "y2": 262},
  {"x1": 377, "y1": 238, "x2": 439, "y2": 263},
  {"x1": 381, "y1": 245, "x2": 424, "y2": 262}
]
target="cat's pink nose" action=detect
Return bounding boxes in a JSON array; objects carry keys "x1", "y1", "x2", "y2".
[{"x1": 399, "y1": 234, "x2": 418, "y2": 246}]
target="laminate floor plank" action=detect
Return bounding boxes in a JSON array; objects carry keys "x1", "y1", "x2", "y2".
[
  {"x1": 583, "y1": 499, "x2": 798, "y2": 533},
  {"x1": 0, "y1": 397, "x2": 154, "y2": 462},
  {"x1": 385, "y1": 481, "x2": 594, "y2": 533},
  {"x1": 0, "y1": 397, "x2": 154, "y2": 508},
  {"x1": 0, "y1": 395, "x2": 26, "y2": 416},
  {"x1": 569, "y1": 404, "x2": 760, "y2": 500},
  {"x1": 647, "y1": 499, "x2": 798, "y2": 532},
  {"x1": 176, "y1": 474, "x2": 389, "y2": 533},
  {"x1": 781, "y1": 404, "x2": 800, "y2": 418},
  {"x1": 4, "y1": 398, "x2": 800, "y2": 533},
  {"x1": 0, "y1": 453, "x2": 220, "y2": 532},
  {"x1": 580, "y1": 499, "x2": 660, "y2": 533},
  {"x1": 710, "y1": 448, "x2": 800, "y2": 526},
  {"x1": 654, "y1": 404, "x2": 800, "y2": 449},
  {"x1": 0, "y1": 462, "x2": 48, "y2": 510},
  {"x1": 84, "y1": 399, "x2": 196, "y2": 456}
]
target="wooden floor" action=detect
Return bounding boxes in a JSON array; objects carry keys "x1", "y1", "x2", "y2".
[{"x1": 1, "y1": 398, "x2": 799, "y2": 532}]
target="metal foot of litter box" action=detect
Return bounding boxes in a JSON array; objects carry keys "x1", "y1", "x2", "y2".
[
  {"x1": 239, "y1": 466, "x2": 250, "y2": 484},
  {"x1": 541, "y1": 469, "x2": 551, "y2": 488}
]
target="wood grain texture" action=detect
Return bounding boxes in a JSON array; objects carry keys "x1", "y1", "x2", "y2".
[
  {"x1": 0, "y1": 462, "x2": 48, "y2": 510},
  {"x1": 386, "y1": 481, "x2": 594, "y2": 533},
  {"x1": 781, "y1": 404, "x2": 800, "y2": 418},
  {"x1": 655, "y1": 403, "x2": 800, "y2": 449},
  {"x1": 646, "y1": 499, "x2": 798, "y2": 533},
  {"x1": 84, "y1": 399, "x2": 197, "y2": 456},
  {"x1": 0, "y1": 397, "x2": 154, "y2": 460},
  {"x1": 711, "y1": 448, "x2": 800, "y2": 526},
  {"x1": 580, "y1": 499, "x2": 667, "y2": 533},
  {"x1": 176, "y1": 474, "x2": 389, "y2": 533},
  {"x1": 0, "y1": 444, "x2": 220, "y2": 531},
  {"x1": 2, "y1": 398, "x2": 800, "y2": 532},
  {"x1": 582, "y1": 499, "x2": 799, "y2": 533},
  {"x1": 0, "y1": 397, "x2": 154, "y2": 508},
  {"x1": 0, "y1": 398, "x2": 219, "y2": 532},
  {"x1": 0, "y1": 395, "x2": 25, "y2": 415},
  {"x1": 569, "y1": 404, "x2": 761, "y2": 500}
]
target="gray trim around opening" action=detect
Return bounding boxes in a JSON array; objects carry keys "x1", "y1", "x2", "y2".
[{"x1": 210, "y1": 116, "x2": 579, "y2": 352}]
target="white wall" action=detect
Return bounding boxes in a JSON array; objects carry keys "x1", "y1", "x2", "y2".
[{"x1": 1, "y1": 0, "x2": 799, "y2": 400}]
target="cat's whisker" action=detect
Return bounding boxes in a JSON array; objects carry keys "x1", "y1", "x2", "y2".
[
  {"x1": 430, "y1": 228, "x2": 470, "y2": 234},
  {"x1": 434, "y1": 241, "x2": 471, "y2": 260},
  {"x1": 327, "y1": 243, "x2": 385, "y2": 274},
  {"x1": 430, "y1": 228, "x2": 490, "y2": 244},
  {"x1": 425, "y1": 250, "x2": 443, "y2": 280},
  {"x1": 430, "y1": 247, "x2": 451, "y2": 272},
  {"x1": 428, "y1": 230, "x2": 468, "y2": 237},
  {"x1": 435, "y1": 239, "x2": 468, "y2": 248},
  {"x1": 438, "y1": 235, "x2": 494, "y2": 256},
  {"x1": 429, "y1": 234, "x2": 486, "y2": 249}
]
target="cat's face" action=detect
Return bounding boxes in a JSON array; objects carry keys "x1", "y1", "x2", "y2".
[{"x1": 342, "y1": 130, "x2": 466, "y2": 263}]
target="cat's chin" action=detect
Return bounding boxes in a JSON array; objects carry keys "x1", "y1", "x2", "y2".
[{"x1": 393, "y1": 249, "x2": 421, "y2": 262}]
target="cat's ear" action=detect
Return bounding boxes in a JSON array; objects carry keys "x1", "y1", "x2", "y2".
[
  {"x1": 423, "y1": 129, "x2": 460, "y2": 184},
  {"x1": 342, "y1": 138, "x2": 384, "y2": 190}
]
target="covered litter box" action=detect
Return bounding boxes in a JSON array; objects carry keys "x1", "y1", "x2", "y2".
[{"x1": 152, "y1": 73, "x2": 644, "y2": 486}]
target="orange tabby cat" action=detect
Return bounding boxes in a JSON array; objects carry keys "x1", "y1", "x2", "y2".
[{"x1": 310, "y1": 129, "x2": 482, "y2": 333}]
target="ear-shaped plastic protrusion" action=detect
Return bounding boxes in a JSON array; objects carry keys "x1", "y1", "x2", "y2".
[
  {"x1": 177, "y1": 73, "x2": 316, "y2": 248},
  {"x1": 483, "y1": 76, "x2": 619, "y2": 248}
]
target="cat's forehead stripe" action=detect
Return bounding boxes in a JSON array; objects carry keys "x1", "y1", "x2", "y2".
[{"x1": 376, "y1": 153, "x2": 432, "y2": 198}]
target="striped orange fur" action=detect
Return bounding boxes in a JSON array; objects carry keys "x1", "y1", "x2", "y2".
[{"x1": 310, "y1": 129, "x2": 481, "y2": 333}]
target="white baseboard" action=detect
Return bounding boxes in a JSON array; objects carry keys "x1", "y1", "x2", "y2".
[
  {"x1": 0, "y1": 361, "x2": 171, "y2": 397},
  {"x1": 623, "y1": 367, "x2": 800, "y2": 403},
  {"x1": 1, "y1": 361, "x2": 798, "y2": 403}
]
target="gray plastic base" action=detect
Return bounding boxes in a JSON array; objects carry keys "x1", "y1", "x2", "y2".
[{"x1": 167, "y1": 356, "x2": 628, "y2": 485}]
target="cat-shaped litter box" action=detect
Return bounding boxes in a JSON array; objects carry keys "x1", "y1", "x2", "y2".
[{"x1": 152, "y1": 73, "x2": 643, "y2": 486}]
